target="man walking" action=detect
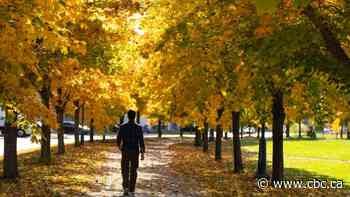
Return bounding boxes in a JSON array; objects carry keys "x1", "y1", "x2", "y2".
[{"x1": 117, "y1": 110, "x2": 145, "y2": 196}]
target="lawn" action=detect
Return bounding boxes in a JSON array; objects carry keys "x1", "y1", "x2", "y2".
[
  {"x1": 169, "y1": 138, "x2": 350, "y2": 196},
  {"x1": 1, "y1": 137, "x2": 349, "y2": 196},
  {"x1": 241, "y1": 137, "x2": 350, "y2": 186}
]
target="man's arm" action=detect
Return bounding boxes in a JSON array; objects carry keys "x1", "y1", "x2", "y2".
[{"x1": 139, "y1": 126, "x2": 145, "y2": 154}]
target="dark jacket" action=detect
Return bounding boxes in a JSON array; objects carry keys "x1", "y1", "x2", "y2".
[{"x1": 117, "y1": 122, "x2": 145, "y2": 153}]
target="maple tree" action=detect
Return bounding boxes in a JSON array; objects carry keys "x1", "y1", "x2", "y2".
[
  {"x1": 138, "y1": 0, "x2": 350, "y2": 182},
  {"x1": 0, "y1": 0, "x2": 140, "y2": 178},
  {"x1": 1, "y1": 0, "x2": 350, "y2": 189}
]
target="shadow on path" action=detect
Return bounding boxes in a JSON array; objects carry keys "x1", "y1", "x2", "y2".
[{"x1": 87, "y1": 138, "x2": 200, "y2": 197}]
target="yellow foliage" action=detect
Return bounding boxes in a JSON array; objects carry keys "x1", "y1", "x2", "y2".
[{"x1": 331, "y1": 118, "x2": 341, "y2": 133}]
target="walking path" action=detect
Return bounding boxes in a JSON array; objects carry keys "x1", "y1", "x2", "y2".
[{"x1": 87, "y1": 138, "x2": 201, "y2": 197}]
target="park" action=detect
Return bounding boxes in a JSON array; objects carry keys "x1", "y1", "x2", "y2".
[{"x1": 0, "y1": 0, "x2": 350, "y2": 196}]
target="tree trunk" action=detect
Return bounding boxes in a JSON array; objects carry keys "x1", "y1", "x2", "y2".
[
  {"x1": 40, "y1": 124, "x2": 51, "y2": 164},
  {"x1": 40, "y1": 81, "x2": 51, "y2": 163},
  {"x1": 136, "y1": 111, "x2": 140, "y2": 124},
  {"x1": 272, "y1": 90, "x2": 285, "y2": 181},
  {"x1": 257, "y1": 121, "x2": 267, "y2": 178},
  {"x1": 286, "y1": 121, "x2": 290, "y2": 138},
  {"x1": 55, "y1": 87, "x2": 65, "y2": 155},
  {"x1": 257, "y1": 127, "x2": 260, "y2": 139},
  {"x1": 224, "y1": 131, "x2": 228, "y2": 140},
  {"x1": 209, "y1": 128, "x2": 214, "y2": 142},
  {"x1": 56, "y1": 106, "x2": 65, "y2": 154},
  {"x1": 3, "y1": 125, "x2": 18, "y2": 179},
  {"x1": 248, "y1": 127, "x2": 251, "y2": 137},
  {"x1": 157, "y1": 119, "x2": 162, "y2": 138},
  {"x1": 232, "y1": 111, "x2": 243, "y2": 173},
  {"x1": 90, "y1": 118, "x2": 94, "y2": 142},
  {"x1": 74, "y1": 100, "x2": 80, "y2": 147},
  {"x1": 304, "y1": 5, "x2": 350, "y2": 68},
  {"x1": 340, "y1": 121, "x2": 344, "y2": 139},
  {"x1": 80, "y1": 104, "x2": 85, "y2": 145},
  {"x1": 194, "y1": 126, "x2": 201, "y2": 146},
  {"x1": 298, "y1": 119, "x2": 302, "y2": 138},
  {"x1": 215, "y1": 108, "x2": 224, "y2": 161},
  {"x1": 215, "y1": 125, "x2": 222, "y2": 161},
  {"x1": 347, "y1": 121, "x2": 350, "y2": 139},
  {"x1": 103, "y1": 127, "x2": 106, "y2": 142},
  {"x1": 202, "y1": 121, "x2": 209, "y2": 153}
]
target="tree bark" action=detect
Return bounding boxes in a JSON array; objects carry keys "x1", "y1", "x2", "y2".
[
  {"x1": 90, "y1": 118, "x2": 94, "y2": 142},
  {"x1": 74, "y1": 100, "x2": 80, "y2": 147},
  {"x1": 286, "y1": 121, "x2": 290, "y2": 138},
  {"x1": 80, "y1": 104, "x2": 85, "y2": 145},
  {"x1": 55, "y1": 87, "x2": 65, "y2": 155},
  {"x1": 40, "y1": 123, "x2": 51, "y2": 164},
  {"x1": 298, "y1": 119, "x2": 302, "y2": 138},
  {"x1": 224, "y1": 131, "x2": 228, "y2": 140},
  {"x1": 194, "y1": 126, "x2": 201, "y2": 146},
  {"x1": 257, "y1": 121, "x2": 267, "y2": 178},
  {"x1": 202, "y1": 121, "x2": 209, "y2": 153},
  {"x1": 136, "y1": 111, "x2": 140, "y2": 124},
  {"x1": 347, "y1": 120, "x2": 350, "y2": 140},
  {"x1": 209, "y1": 128, "x2": 214, "y2": 142},
  {"x1": 257, "y1": 127, "x2": 260, "y2": 139},
  {"x1": 215, "y1": 125, "x2": 222, "y2": 161},
  {"x1": 39, "y1": 80, "x2": 51, "y2": 164},
  {"x1": 3, "y1": 125, "x2": 18, "y2": 179},
  {"x1": 248, "y1": 127, "x2": 251, "y2": 137},
  {"x1": 232, "y1": 111, "x2": 243, "y2": 172},
  {"x1": 56, "y1": 106, "x2": 65, "y2": 154},
  {"x1": 103, "y1": 127, "x2": 106, "y2": 142},
  {"x1": 340, "y1": 121, "x2": 344, "y2": 139},
  {"x1": 272, "y1": 90, "x2": 285, "y2": 181},
  {"x1": 304, "y1": 5, "x2": 350, "y2": 69},
  {"x1": 215, "y1": 108, "x2": 224, "y2": 161},
  {"x1": 157, "y1": 119, "x2": 162, "y2": 138}
]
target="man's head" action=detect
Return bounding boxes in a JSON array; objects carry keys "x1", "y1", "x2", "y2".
[{"x1": 127, "y1": 110, "x2": 136, "y2": 122}]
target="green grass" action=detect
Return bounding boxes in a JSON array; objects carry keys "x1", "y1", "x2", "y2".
[{"x1": 241, "y1": 137, "x2": 350, "y2": 186}]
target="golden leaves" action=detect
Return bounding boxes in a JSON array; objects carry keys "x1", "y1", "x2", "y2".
[
  {"x1": 255, "y1": 14, "x2": 274, "y2": 38},
  {"x1": 0, "y1": 142, "x2": 115, "y2": 196}
]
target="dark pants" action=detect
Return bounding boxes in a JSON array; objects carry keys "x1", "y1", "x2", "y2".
[{"x1": 121, "y1": 150, "x2": 139, "y2": 192}]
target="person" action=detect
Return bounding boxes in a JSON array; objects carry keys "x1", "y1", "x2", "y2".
[{"x1": 117, "y1": 110, "x2": 145, "y2": 196}]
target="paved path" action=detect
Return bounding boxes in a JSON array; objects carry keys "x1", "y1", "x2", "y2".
[
  {"x1": 0, "y1": 133, "x2": 197, "y2": 157},
  {"x1": 0, "y1": 131, "x2": 272, "y2": 157},
  {"x1": 87, "y1": 138, "x2": 202, "y2": 197}
]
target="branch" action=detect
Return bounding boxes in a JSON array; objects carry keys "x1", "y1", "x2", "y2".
[{"x1": 304, "y1": 5, "x2": 350, "y2": 67}]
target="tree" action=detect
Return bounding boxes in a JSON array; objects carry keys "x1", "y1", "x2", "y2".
[
  {"x1": 232, "y1": 111, "x2": 243, "y2": 172},
  {"x1": 3, "y1": 107, "x2": 19, "y2": 179}
]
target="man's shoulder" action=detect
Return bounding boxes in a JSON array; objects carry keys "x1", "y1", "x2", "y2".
[
  {"x1": 119, "y1": 123, "x2": 129, "y2": 131},
  {"x1": 120, "y1": 122, "x2": 141, "y2": 128}
]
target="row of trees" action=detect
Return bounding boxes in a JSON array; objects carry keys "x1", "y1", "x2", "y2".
[
  {"x1": 0, "y1": 0, "x2": 143, "y2": 179},
  {"x1": 1, "y1": 0, "x2": 350, "y2": 184},
  {"x1": 135, "y1": 0, "x2": 350, "y2": 181}
]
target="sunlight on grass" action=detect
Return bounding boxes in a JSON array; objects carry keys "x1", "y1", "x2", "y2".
[
  {"x1": 242, "y1": 137, "x2": 350, "y2": 185},
  {"x1": 170, "y1": 139, "x2": 350, "y2": 196}
]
